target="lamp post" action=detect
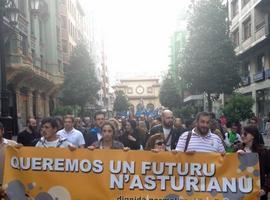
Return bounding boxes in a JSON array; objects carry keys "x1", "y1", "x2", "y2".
[{"x1": 30, "y1": 0, "x2": 40, "y2": 15}]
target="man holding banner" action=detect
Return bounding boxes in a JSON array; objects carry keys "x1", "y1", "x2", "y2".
[
  {"x1": 57, "y1": 115, "x2": 85, "y2": 148},
  {"x1": 176, "y1": 112, "x2": 225, "y2": 153},
  {"x1": 36, "y1": 117, "x2": 76, "y2": 150}
]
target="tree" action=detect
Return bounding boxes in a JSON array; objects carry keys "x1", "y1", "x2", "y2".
[
  {"x1": 52, "y1": 105, "x2": 73, "y2": 116},
  {"x1": 159, "y1": 72, "x2": 181, "y2": 109},
  {"x1": 181, "y1": 0, "x2": 240, "y2": 111},
  {"x1": 222, "y1": 94, "x2": 254, "y2": 124},
  {"x1": 113, "y1": 90, "x2": 129, "y2": 114},
  {"x1": 61, "y1": 42, "x2": 100, "y2": 116}
]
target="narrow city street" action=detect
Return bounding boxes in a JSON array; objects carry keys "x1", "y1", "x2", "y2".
[{"x1": 0, "y1": 0, "x2": 270, "y2": 199}]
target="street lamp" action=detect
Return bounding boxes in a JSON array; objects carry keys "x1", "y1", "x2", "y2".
[{"x1": 30, "y1": 0, "x2": 40, "y2": 15}]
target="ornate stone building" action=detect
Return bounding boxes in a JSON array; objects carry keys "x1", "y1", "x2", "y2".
[
  {"x1": 5, "y1": 0, "x2": 64, "y2": 130},
  {"x1": 113, "y1": 78, "x2": 161, "y2": 116}
]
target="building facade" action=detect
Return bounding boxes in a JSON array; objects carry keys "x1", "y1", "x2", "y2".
[
  {"x1": 59, "y1": 1, "x2": 112, "y2": 115},
  {"x1": 228, "y1": 0, "x2": 270, "y2": 119},
  {"x1": 5, "y1": 0, "x2": 64, "y2": 130},
  {"x1": 113, "y1": 78, "x2": 161, "y2": 117},
  {"x1": 59, "y1": 0, "x2": 90, "y2": 67}
]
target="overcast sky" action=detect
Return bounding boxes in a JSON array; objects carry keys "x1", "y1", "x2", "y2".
[{"x1": 81, "y1": 0, "x2": 189, "y2": 83}]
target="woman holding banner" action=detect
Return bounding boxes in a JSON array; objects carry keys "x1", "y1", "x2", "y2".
[
  {"x1": 237, "y1": 125, "x2": 270, "y2": 200},
  {"x1": 89, "y1": 122, "x2": 125, "y2": 149},
  {"x1": 145, "y1": 133, "x2": 166, "y2": 152}
]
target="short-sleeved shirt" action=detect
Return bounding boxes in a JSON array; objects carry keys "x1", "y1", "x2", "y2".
[
  {"x1": 35, "y1": 137, "x2": 72, "y2": 148},
  {"x1": 175, "y1": 128, "x2": 225, "y2": 153},
  {"x1": 57, "y1": 128, "x2": 85, "y2": 147}
]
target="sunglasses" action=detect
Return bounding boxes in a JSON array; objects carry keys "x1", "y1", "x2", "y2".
[{"x1": 155, "y1": 141, "x2": 164, "y2": 146}]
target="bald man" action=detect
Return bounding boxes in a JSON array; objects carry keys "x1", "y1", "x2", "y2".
[{"x1": 148, "y1": 110, "x2": 181, "y2": 151}]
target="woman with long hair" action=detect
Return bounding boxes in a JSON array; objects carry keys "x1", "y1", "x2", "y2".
[
  {"x1": 119, "y1": 120, "x2": 140, "y2": 150},
  {"x1": 89, "y1": 122, "x2": 124, "y2": 149},
  {"x1": 237, "y1": 125, "x2": 270, "y2": 199}
]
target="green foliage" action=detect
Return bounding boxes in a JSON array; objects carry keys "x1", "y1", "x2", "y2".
[
  {"x1": 173, "y1": 105, "x2": 197, "y2": 119},
  {"x1": 181, "y1": 0, "x2": 240, "y2": 110},
  {"x1": 52, "y1": 105, "x2": 73, "y2": 116},
  {"x1": 159, "y1": 72, "x2": 181, "y2": 109},
  {"x1": 113, "y1": 90, "x2": 130, "y2": 112},
  {"x1": 61, "y1": 42, "x2": 100, "y2": 110},
  {"x1": 222, "y1": 94, "x2": 254, "y2": 124}
]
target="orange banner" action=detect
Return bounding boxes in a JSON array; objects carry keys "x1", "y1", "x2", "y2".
[{"x1": 3, "y1": 147, "x2": 260, "y2": 200}]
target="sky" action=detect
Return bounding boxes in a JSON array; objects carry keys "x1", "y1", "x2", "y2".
[{"x1": 81, "y1": 0, "x2": 189, "y2": 83}]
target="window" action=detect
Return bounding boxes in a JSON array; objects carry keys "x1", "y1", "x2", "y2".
[
  {"x1": 231, "y1": 0, "x2": 239, "y2": 18},
  {"x1": 232, "y1": 28, "x2": 239, "y2": 46},
  {"x1": 257, "y1": 54, "x2": 265, "y2": 72},
  {"x1": 21, "y1": 36, "x2": 28, "y2": 56},
  {"x1": 61, "y1": 16, "x2": 67, "y2": 29},
  {"x1": 243, "y1": 17, "x2": 251, "y2": 41},
  {"x1": 40, "y1": 55, "x2": 44, "y2": 69},
  {"x1": 62, "y1": 40, "x2": 68, "y2": 52},
  {"x1": 32, "y1": 49, "x2": 36, "y2": 66},
  {"x1": 127, "y1": 88, "x2": 133, "y2": 94},
  {"x1": 39, "y1": 20, "x2": 43, "y2": 43},
  {"x1": 18, "y1": 0, "x2": 26, "y2": 16},
  {"x1": 57, "y1": 27, "x2": 60, "y2": 44},
  {"x1": 242, "y1": 0, "x2": 250, "y2": 8},
  {"x1": 58, "y1": 60, "x2": 62, "y2": 72},
  {"x1": 30, "y1": 17, "x2": 35, "y2": 35},
  {"x1": 242, "y1": 62, "x2": 250, "y2": 76},
  {"x1": 147, "y1": 87, "x2": 153, "y2": 93}
]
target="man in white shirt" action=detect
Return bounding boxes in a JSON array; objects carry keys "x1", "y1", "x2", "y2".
[
  {"x1": 36, "y1": 117, "x2": 74, "y2": 148},
  {"x1": 57, "y1": 115, "x2": 85, "y2": 148},
  {"x1": 176, "y1": 112, "x2": 225, "y2": 153}
]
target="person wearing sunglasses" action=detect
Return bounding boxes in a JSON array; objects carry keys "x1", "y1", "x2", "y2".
[
  {"x1": 145, "y1": 133, "x2": 165, "y2": 152},
  {"x1": 237, "y1": 125, "x2": 270, "y2": 199}
]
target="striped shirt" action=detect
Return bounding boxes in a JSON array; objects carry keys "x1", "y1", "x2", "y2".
[{"x1": 175, "y1": 128, "x2": 225, "y2": 153}]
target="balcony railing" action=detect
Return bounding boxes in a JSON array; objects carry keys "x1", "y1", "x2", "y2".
[
  {"x1": 253, "y1": 70, "x2": 265, "y2": 82},
  {"x1": 256, "y1": 20, "x2": 265, "y2": 32},
  {"x1": 265, "y1": 68, "x2": 270, "y2": 79},
  {"x1": 241, "y1": 76, "x2": 251, "y2": 86}
]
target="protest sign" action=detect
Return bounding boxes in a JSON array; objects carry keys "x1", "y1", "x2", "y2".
[{"x1": 3, "y1": 147, "x2": 260, "y2": 200}]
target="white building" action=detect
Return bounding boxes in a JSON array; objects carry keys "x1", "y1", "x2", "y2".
[{"x1": 228, "y1": 0, "x2": 270, "y2": 120}]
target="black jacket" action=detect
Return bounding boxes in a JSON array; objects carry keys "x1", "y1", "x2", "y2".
[{"x1": 148, "y1": 124, "x2": 184, "y2": 150}]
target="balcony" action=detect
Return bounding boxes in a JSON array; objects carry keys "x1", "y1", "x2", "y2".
[
  {"x1": 253, "y1": 70, "x2": 265, "y2": 82},
  {"x1": 18, "y1": 15, "x2": 28, "y2": 35},
  {"x1": 241, "y1": 76, "x2": 251, "y2": 86},
  {"x1": 265, "y1": 68, "x2": 270, "y2": 79}
]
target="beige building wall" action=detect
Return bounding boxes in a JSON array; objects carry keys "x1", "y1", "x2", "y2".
[{"x1": 113, "y1": 78, "x2": 161, "y2": 112}]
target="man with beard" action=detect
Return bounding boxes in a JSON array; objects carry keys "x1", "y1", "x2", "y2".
[
  {"x1": 148, "y1": 110, "x2": 180, "y2": 151},
  {"x1": 17, "y1": 117, "x2": 41, "y2": 146},
  {"x1": 175, "y1": 112, "x2": 225, "y2": 153}
]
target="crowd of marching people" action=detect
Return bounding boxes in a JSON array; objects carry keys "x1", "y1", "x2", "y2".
[{"x1": 1, "y1": 109, "x2": 270, "y2": 199}]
